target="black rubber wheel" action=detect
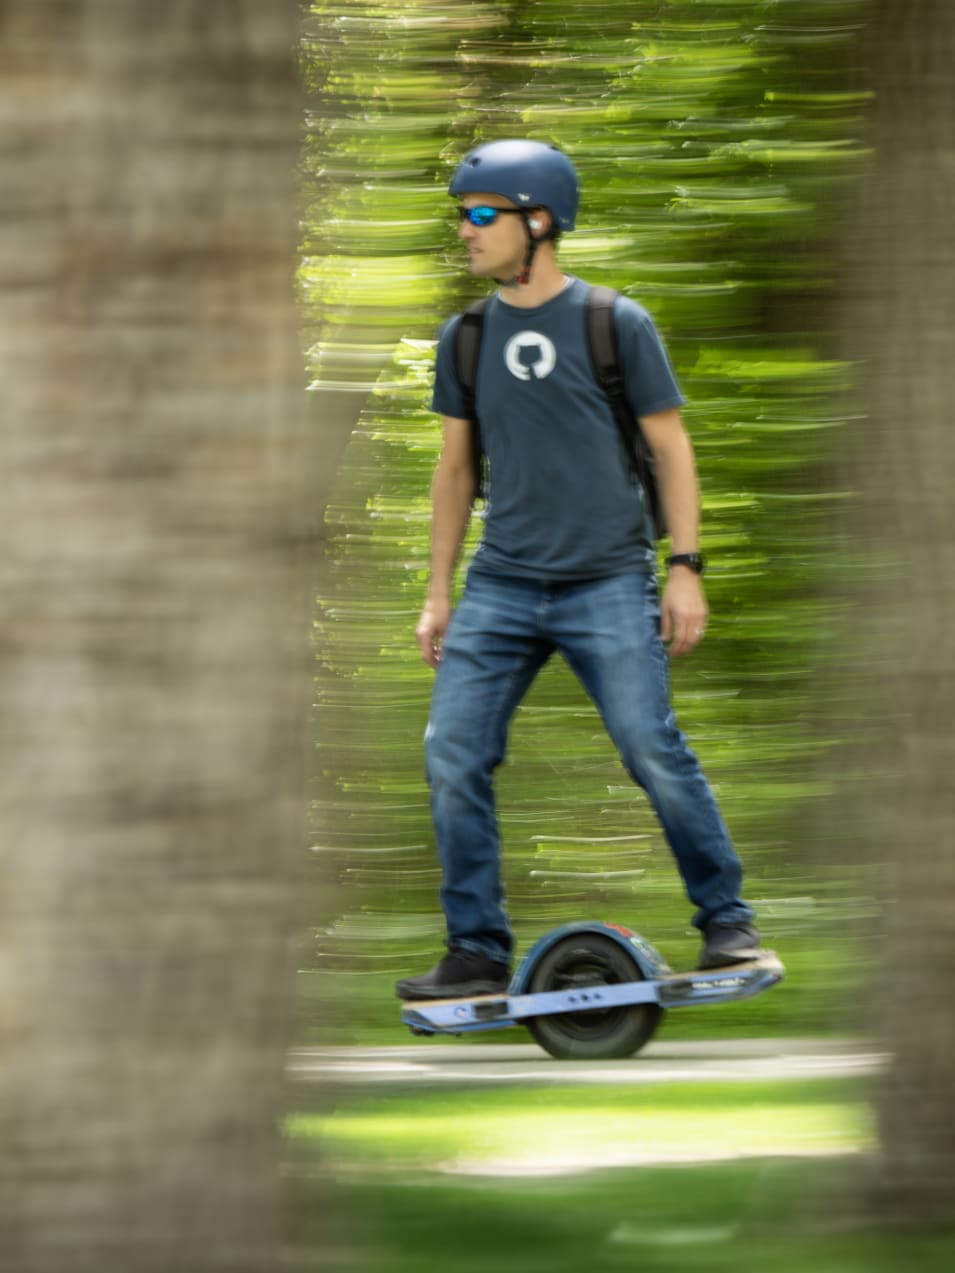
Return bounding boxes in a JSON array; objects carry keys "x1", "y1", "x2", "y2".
[{"x1": 524, "y1": 933, "x2": 662, "y2": 1060}]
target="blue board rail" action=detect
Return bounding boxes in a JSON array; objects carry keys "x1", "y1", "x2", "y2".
[{"x1": 400, "y1": 951, "x2": 784, "y2": 1038}]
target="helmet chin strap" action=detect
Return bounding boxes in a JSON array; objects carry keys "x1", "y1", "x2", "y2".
[
  {"x1": 516, "y1": 211, "x2": 539, "y2": 285},
  {"x1": 495, "y1": 210, "x2": 539, "y2": 287}
]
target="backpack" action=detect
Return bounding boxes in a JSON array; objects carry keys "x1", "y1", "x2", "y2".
[{"x1": 452, "y1": 283, "x2": 665, "y2": 538}]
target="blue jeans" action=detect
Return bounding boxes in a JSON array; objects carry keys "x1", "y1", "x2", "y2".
[{"x1": 424, "y1": 569, "x2": 754, "y2": 964}]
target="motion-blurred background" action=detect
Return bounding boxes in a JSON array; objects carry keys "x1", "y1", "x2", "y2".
[{"x1": 305, "y1": 0, "x2": 871, "y2": 1040}]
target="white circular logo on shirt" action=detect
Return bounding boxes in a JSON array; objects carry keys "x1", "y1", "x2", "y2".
[{"x1": 504, "y1": 331, "x2": 557, "y2": 382}]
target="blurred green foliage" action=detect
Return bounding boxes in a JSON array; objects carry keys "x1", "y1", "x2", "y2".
[
  {"x1": 286, "y1": 1078, "x2": 954, "y2": 1273},
  {"x1": 291, "y1": 1078, "x2": 873, "y2": 1170},
  {"x1": 302, "y1": 0, "x2": 874, "y2": 1040},
  {"x1": 289, "y1": 1149, "x2": 955, "y2": 1273}
]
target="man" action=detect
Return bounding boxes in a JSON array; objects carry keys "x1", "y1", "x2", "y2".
[{"x1": 396, "y1": 139, "x2": 761, "y2": 1002}]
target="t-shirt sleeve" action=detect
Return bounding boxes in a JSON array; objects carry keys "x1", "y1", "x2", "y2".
[
  {"x1": 430, "y1": 314, "x2": 469, "y2": 418},
  {"x1": 614, "y1": 297, "x2": 686, "y2": 417}
]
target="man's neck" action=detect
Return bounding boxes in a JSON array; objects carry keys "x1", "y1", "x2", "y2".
[{"x1": 496, "y1": 255, "x2": 570, "y2": 309}]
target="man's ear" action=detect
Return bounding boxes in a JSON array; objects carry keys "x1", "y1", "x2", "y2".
[{"x1": 528, "y1": 210, "x2": 553, "y2": 238}]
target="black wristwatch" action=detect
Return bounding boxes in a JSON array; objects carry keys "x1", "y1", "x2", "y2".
[{"x1": 667, "y1": 552, "x2": 706, "y2": 576}]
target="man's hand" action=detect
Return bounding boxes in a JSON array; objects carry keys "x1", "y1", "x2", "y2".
[
  {"x1": 660, "y1": 569, "x2": 708, "y2": 658},
  {"x1": 416, "y1": 596, "x2": 452, "y2": 669}
]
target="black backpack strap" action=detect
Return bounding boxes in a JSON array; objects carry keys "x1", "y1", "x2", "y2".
[
  {"x1": 585, "y1": 284, "x2": 666, "y2": 538},
  {"x1": 453, "y1": 297, "x2": 490, "y2": 500}
]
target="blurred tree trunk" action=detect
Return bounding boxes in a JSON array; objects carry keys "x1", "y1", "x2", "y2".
[
  {"x1": 0, "y1": 3, "x2": 314, "y2": 1270},
  {"x1": 844, "y1": 0, "x2": 955, "y2": 1228}
]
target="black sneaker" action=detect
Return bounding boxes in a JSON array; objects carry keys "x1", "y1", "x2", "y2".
[
  {"x1": 698, "y1": 922, "x2": 762, "y2": 970},
  {"x1": 395, "y1": 948, "x2": 511, "y2": 1001}
]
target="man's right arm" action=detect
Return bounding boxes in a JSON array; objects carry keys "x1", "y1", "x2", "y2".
[{"x1": 415, "y1": 416, "x2": 476, "y2": 669}]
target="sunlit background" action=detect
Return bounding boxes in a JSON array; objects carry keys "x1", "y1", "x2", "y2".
[{"x1": 301, "y1": 0, "x2": 873, "y2": 1045}]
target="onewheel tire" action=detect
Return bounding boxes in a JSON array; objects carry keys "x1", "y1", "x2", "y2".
[{"x1": 525, "y1": 933, "x2": 662, "y2": 1060}]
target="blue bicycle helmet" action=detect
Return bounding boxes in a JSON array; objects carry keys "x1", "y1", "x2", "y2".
[{"x1": 449, "y1": 139, "x2": 580, "y2": 232}]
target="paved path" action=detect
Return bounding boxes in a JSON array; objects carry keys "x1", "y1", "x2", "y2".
[{"x1": 288, "y1": 1037, "x2": 885, "y2": 1089}]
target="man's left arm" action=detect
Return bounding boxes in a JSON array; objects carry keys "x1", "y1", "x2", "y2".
[{"x1": 639, "y1": 407, "x2": 708, "y2": 658}]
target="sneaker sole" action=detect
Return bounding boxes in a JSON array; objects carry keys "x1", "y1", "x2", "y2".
[
  {"x1": 697, "y1": 946, "x2": 763, "y2": 971},
  {"x1": 395, "y1": 978, "x2": 509, "y2": 1002}
]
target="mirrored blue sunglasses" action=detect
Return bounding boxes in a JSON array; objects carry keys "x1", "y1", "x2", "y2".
[{"x1": 457, "y1": 205, "x2": 527, "y2": 227}]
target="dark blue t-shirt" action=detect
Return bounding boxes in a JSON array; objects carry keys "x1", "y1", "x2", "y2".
[{"x1": 431, "y1": 276, "x2": 685, "y2": 581}]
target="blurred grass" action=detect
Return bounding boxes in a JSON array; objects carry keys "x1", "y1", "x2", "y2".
[
  {"x1": 289, "y1": 1079, "x2": 873, "y2": 1171},
  {"x1": 288, "y1": 1164, "x2": 955, "y2": 1273},
  {"x1": 285, "y1": 1078, "x2": 955, "y2": 1272}
]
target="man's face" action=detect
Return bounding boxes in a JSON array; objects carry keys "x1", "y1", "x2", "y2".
[{"x1": 457, "y1": 194, "x2": 527, "y2": 279}]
